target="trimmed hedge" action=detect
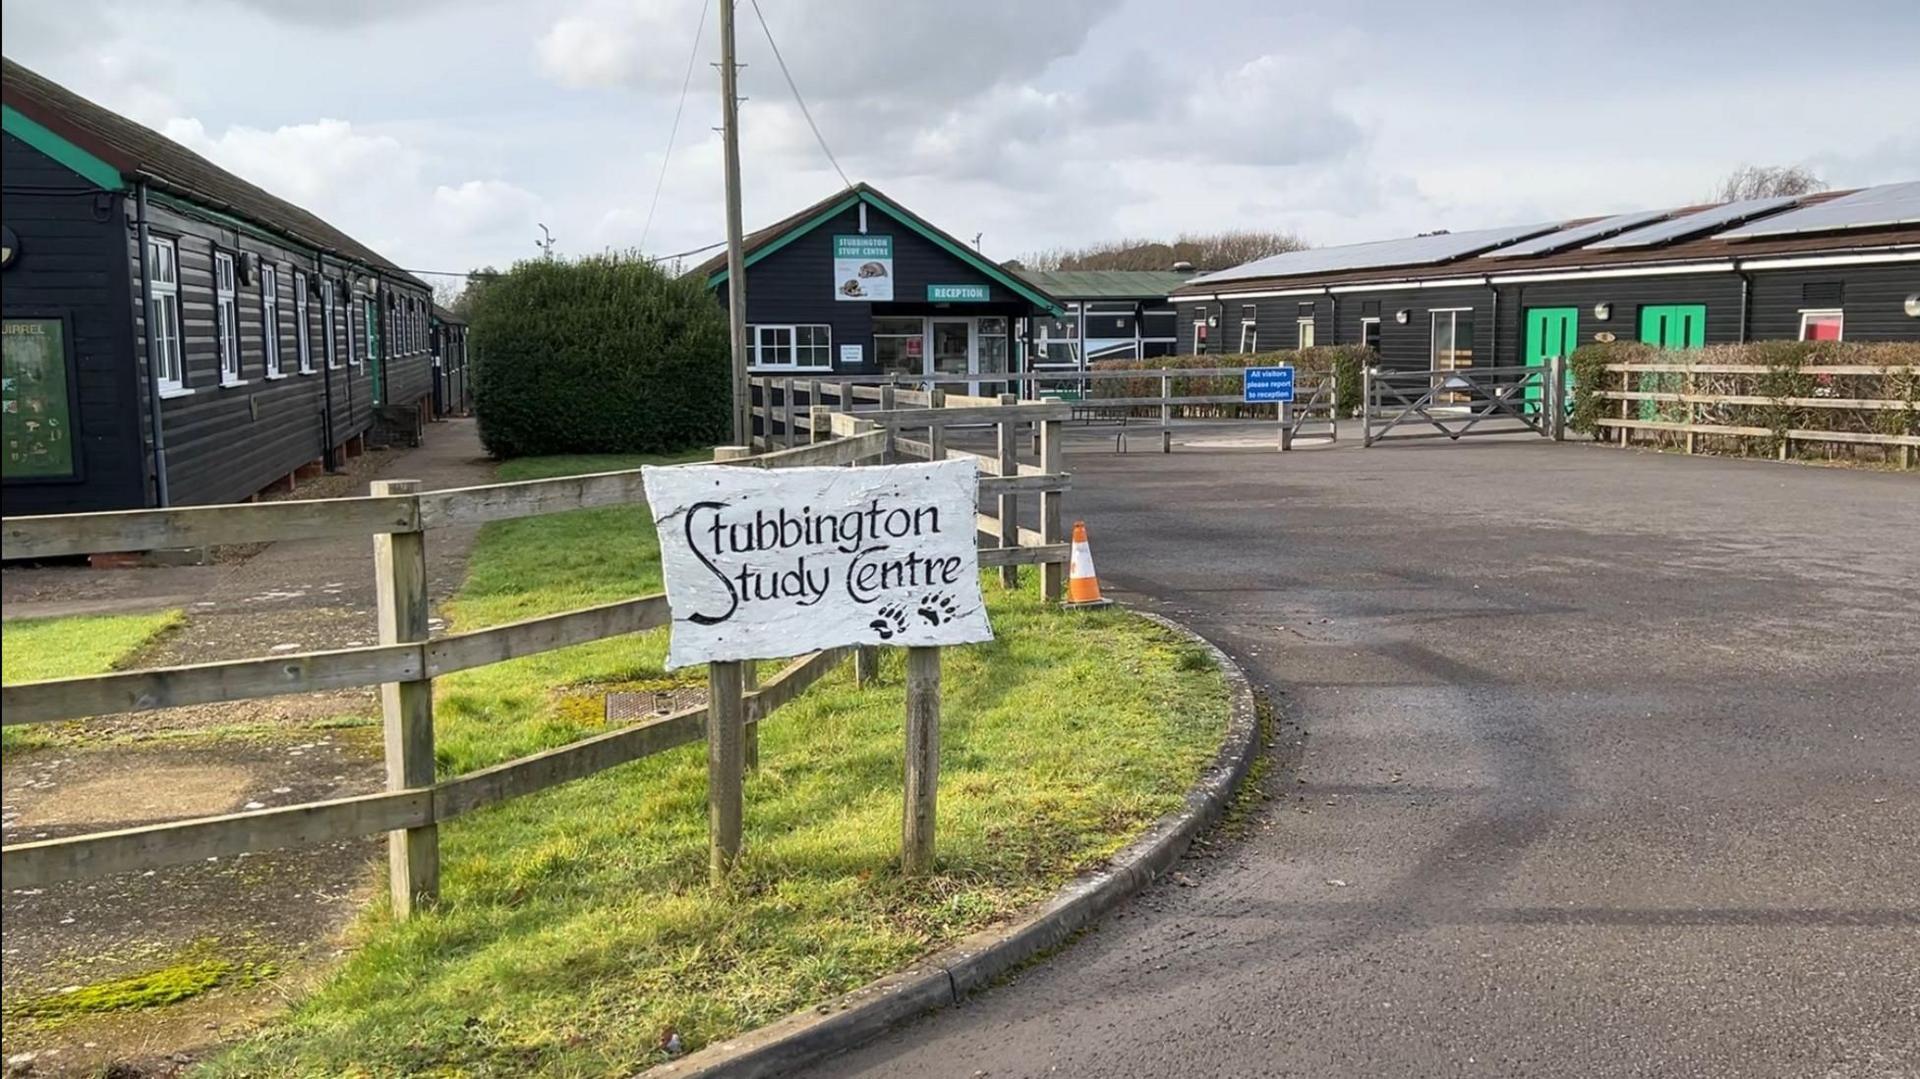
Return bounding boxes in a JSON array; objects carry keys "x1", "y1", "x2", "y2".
[
  {"x1": 1569, "y1": 340, "x2": 1919, "y2": 463},
  {"x1": 1092, "y1": 346, "x2": 1371, "y2": 416},
  {"x1": 469, "y1": 255, "x2": 731, "y2": 458}
]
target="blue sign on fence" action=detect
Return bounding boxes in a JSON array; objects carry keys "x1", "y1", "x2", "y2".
[{"x1": 1243, "y1": 366, "x2": 1296, "y2": 403}]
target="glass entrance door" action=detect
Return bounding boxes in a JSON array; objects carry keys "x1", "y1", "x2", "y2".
[{"x1": 929, "y1": 319, "x2": 971, "y2": 391}]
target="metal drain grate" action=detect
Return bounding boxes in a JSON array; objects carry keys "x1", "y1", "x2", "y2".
[{"x1": 605, "y1": 686, "x2": 710, "y2": 723}]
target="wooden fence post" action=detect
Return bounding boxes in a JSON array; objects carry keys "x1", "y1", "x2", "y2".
[
  {"x1": 996, "y1": 393, "x2": 1020, "y2": 589},
  {"x1": 856, "y1": 645, "x2": 880, "y2": 687},
  {"x1": 1618, "y1": 368, "x2": 1630, "y2": 446},
  {"x1": 1039, "y1": 416, "x2": 1065, "y2": 603},
  {"x1": 711, "y1": 446, "x2": 759, "y2": 771},
  {"x1": 1549, "y1": 354, "x2": 1568, "y2": 442},
  {"x1": 1160, "y1": 372, "x2": 1173, "y2": 454},
  {"x1": 927, "y1": 389, "x2": 947, "y2": 460},
  {"x1": 1361, "y1": 367, "x2": 1375, "y2": 448},
  {"x1": 706, "y1": 659, "x2": 745, "y2": 885},
  {"x1": 783, "y1": 376, "x2": 799, "y2": 449},
  {"x1": 810, "y1": 405, "x2": 832, "y2": 445},
  {"x1": 902, "y1": 645, "x2": 941, "y2": 875},
  {"x1": 879, "y1": 385, "x2": 898, "y2": 463},
  {"x1": 371, "y1": 478, "x2": 437, "y2": 918}
]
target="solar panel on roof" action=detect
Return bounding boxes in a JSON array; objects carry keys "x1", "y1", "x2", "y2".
[
  {"x1": 1185, "y1": 221, "x2": 1560, "y2": 287},
  {"x1": 1478, "y1": 209, "x2": 1672, "y2": 258},
  {"x1": 1588, "y1": 196, "x2": 1798, "y2": 249},
  {"x1": 1717, "y1": 181, "x2": 1920, "y2": 239}
]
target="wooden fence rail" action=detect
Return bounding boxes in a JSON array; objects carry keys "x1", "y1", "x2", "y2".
[
  {"x1": 1588, "y1": 361, "x2": 1917, "y2": 466},
  {"x1": 2, "y1": 390, "x2": 1074, "y2": 905}
]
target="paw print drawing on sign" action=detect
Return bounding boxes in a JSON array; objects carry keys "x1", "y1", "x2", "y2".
[
  {"x1": 870, "y1": 602, "x2": 909, "y2": 640},
  {"x1": 917, "y1": 593, "x2": 960, "y2": 626}
]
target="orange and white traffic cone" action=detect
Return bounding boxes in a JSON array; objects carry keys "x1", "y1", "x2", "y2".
[{"x1": 1065, "y1": 521, "x2": 1112, "y2": 608}]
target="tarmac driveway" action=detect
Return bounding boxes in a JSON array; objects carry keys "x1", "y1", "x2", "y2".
[{"x1": 805, "y1": 431, "x2": 1920, "y2": 1078}]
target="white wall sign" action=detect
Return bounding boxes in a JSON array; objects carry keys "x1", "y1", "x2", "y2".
[
  {"x1": 642, "y1": 458, "x2": 992, "y2": 668},
  {"x1": 833, "y1": 234, "x2": 894, "y2": 301},
  {"x1": 839, "y1": 343, "x2": 864, "y2": 366}
]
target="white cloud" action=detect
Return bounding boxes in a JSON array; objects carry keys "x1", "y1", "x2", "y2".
[
  {"x1": 431, "y1": 179, "x2": 543, "y2": 235},
  {"x1": 161, "y1": 117, "x2": 413, "y2": 207}
]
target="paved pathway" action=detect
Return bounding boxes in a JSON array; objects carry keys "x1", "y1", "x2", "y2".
[
  {"x1": 804, "y1": 431, "x2": 1920, "y2": 1079},
  {"x1": 2, "y1": 419, "x2": 497, "y2": 1075}
]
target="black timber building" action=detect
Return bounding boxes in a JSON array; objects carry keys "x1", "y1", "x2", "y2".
[
  {"x1": 1171, "y1": 184, "x2": 1920, "y2": 376},
  {"x1": 2, "y1": 57, "x2": 437, "y2": 517},
  {"x1": 693, "y1": 183, "x2": 1063, "y2": 390}
]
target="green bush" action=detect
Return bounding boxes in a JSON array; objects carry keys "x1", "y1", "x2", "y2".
[
  {"x1": 468, "y1": 254, "x2": 730, "y2": 458},
  {"x1": 1093, "y1": 346, "x2": 1372, "y2": 415}
]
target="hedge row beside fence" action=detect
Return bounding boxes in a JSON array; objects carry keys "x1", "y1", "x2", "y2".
[
  {"x1": 1091, "y1": 346, "x2": 1368, "y2": 417},
  {"x1": 1570, "y1": 340, "x2": 1920, "y2": 465}
]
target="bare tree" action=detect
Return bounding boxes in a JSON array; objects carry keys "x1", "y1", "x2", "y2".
[
  {"x1": 1022, "y1": 229, "x2": 1308, "y2": 273},
  {"x1": 1714, "y1": 164, "x2": 1828, "y2": 202}
]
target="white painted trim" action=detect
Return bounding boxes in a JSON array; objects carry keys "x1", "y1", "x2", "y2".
[
  {"x1": 1172, "y1": 247, "x2": 1918, "y2": 302},
  {"x1": 1736, "y1": 250, "x2": 1920, "y2": 271}
]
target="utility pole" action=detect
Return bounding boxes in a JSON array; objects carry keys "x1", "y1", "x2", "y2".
[{"x1": 718, "y1": 0, "x2": 751, "y2": 445}]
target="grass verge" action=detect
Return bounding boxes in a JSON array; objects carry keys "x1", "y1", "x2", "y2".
[
  {"x1": 206, "y1": 453, "x2": 1230, "y2": 1077},
  {"x1": 1, "y1": 609, "x2": 184, "y2": 751}
]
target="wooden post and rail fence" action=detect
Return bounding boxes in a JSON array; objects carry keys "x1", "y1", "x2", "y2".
[
  {"x1": 749, "y1": 366, "x2": 1338, "y2": 455},
  {"x1": 0, "y1": 395, "x2": 1072, "y2": 908},
  {"x1": 1587, "y1": 359, "x2": 1918, "y2": 468}
]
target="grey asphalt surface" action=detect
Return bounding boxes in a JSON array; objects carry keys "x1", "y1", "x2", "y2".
[{"x1": 802, "y1": 428, "x2": 1920, "y2": 1079}]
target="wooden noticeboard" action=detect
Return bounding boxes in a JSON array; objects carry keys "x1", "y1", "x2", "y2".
[{"x1": 3, "y1": 315, "x2": 81, "y2": 482}]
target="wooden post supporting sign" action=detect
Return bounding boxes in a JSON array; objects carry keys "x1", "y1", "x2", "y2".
[
  {"x1": 712, "y1": 445, "x2": 758, "y2": 774},
  {"x1": 996, "y1": 393, "x2": 1020, "y2": 589},
  {"x1": 372, "y1": 479, "x2": 437, "y2": 917},
  {"x1": 902, "y1": 645, "x2": 942, "y2": 875}
]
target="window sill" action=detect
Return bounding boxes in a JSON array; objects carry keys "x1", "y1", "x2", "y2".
[
  {"x1": 220, "y1": 378, "x2": 251, "y2": 388},
  {"x1": 264, "y1": 372, "x2": 290, "y2": 381},
  {"x1": 158, "y1": 386, "x2": 195, "y2": 400},
  {"x1": 298, "y1": 368, "x2": 318, "y2": 376}
]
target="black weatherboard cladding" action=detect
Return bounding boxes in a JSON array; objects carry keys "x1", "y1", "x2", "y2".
[
  {"x1": 129, "y1": 199, "x2": 435, "y2": 506},
  {"x1": 1748, "y1": 264, "x2": 1916, "y2": 340},
  {"x1": 715, "y1": 199, "x2": 1030, "y2": 374},
  {"x1": 1, "y1": 130, "x2": 144, "y2": 514}
]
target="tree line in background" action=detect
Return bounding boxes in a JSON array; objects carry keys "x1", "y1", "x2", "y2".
[{"x1": 1014, "y1": 229, "x2": 1309, "y2": 273}]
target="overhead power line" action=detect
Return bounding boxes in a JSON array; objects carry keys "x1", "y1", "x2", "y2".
[
  {"x1": 641, "y1": 0, "x2": 714, "y2": 254},
  {"x1": 747, "y1": 0, "x2": 851, "y2": 189}
]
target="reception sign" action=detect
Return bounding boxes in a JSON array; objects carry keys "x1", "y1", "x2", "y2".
[
  {"x1": 927, "y1": 283, "x2": 991, "y2": 303},
  {"x1": 833, "y1": 235, "x2": 894, "y2": 301},
  {"x1": 643, "y1": 458, "x2": 992, "y2": 668}
]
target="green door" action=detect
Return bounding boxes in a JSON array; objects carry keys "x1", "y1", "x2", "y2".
[
  {"x1": 365, "y1": 298, "x2": 384, "y2": 406},
  {"x1": 1638, "y1": 304, "x2": 1706, "y2": 349},
  {"x1": 1636, "y1": 304, "x2": 1704, "y2": 419},
  {"x1": 1524, "y1": 307, "x2": 1579, "y2": 406}
]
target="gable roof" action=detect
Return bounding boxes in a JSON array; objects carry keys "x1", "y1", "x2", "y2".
[
  {"x1": 1014, "y1": 269, "x2": 1192, "y2": 301},
  {"x1": 2, "y1": 56, "x2": 427, "y2": 291},
  {"x1": 691, "y1": 182, "x2": 1065, "y2": 316}
]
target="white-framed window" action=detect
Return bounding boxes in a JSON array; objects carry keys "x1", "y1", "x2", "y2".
[
  {"x1": 874, "y1": 316, "x2": 923, "y2": 376},
  {"x1": 322, "y1": 278, "x2": 340, "y2": 369},
  {"x1": 1360, "y1": 316, "x2": 1381, "y2": 352},
  {"x1": 293, "y1": 271, "x2": 313, "y2": 373},
  {"x1": 1297, "y1": 317, "x2": 1315, "y2": 349},
  {"x1": 214, "y1": 251, "x2": 241, "y2": 384},
  {"x1": 261, "y1": 263, "x2": 282, "y2": 377},
  {"x1": 1798, "y1": 309, "x2": 1843, "y2": 341},
  {"x1": 146, "y1": 236, "x2": 185, "y2": 393},
  {"x1": 1430, "y1": 309, "x2": 1475, "y2": 372},
  {"x1": 348, "y1": 290, "x2": 363, "y2": 367},
  {"x1": 751, "y1": 323, "x2": 832, "y2": 369},
  {"x1": 1239, "y1": 305, "x2": 1258, "y2": 353}
]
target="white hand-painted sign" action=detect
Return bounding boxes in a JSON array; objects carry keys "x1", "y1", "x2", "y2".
[{"x1": 642, "y1": 458, "x2": 993, "y2": 668}]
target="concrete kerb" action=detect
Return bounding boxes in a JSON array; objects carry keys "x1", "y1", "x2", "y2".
[{"x1": 643, "y1": 608, "x2": 1262, "y2": 1079}]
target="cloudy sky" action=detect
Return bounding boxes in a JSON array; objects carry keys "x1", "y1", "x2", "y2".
[{"x1": 7, "y1": 0, "x2": 1915, "y2": 291}]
